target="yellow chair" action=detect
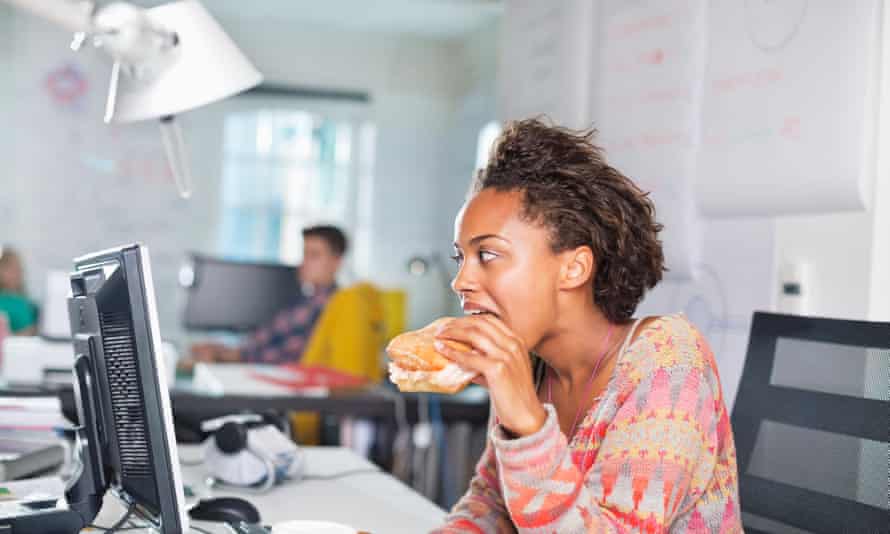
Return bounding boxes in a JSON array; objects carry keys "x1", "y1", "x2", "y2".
[
  {"x1": 380, "y1": 289, "x2": 407, "y2": 345},
  {"x1": 291, "y1": 282, "x2": 396, "y2": 444}
]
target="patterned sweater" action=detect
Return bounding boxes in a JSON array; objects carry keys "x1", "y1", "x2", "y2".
[{"x1": 433, "y1": 314, "x2": 742, "y2": 533}]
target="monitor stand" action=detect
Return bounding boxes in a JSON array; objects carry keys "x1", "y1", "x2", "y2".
[{"x1": 112, "y1": 508, "x2": 164, "y2": 534}]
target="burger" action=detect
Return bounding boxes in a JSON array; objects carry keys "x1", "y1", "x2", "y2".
[{"x1": 386, "y1": 318, "x2": 478, "y2": 394}]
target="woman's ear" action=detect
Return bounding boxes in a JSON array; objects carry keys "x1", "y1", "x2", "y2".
[{"x1": 558, "y1": 246, "x2": 594, "y2": 290}]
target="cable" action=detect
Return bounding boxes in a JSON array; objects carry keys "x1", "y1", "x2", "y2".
[
  {"x1": 106, "y1": 502, "x2": 136, "y2": 533},
  {"x1": 374, "y1": 385, "x2": 412, "y2": 482},
  {"x1": 375, "y1": 385, "x2": 409, "y2": 433},
  {"x1": 190, "y1": 526, "x2": 215, "y2": 534},
  {"x1": 86, "y1": 501, "x2": 137, "y2": 532},
  {"x1": 412, "y1": 394, "x2": 432, "y2": 495},
  {"x1": 302, "y1": 468, "x2": 380, "y2": 480},
  {"x1": 178, "y1": 448, "x2": 206, "y2": 467},
  {"x1": 423, "y1": 394, "x2": 442, "y2": 500},
  {"x1": 428, "y1": 393, "x2": 444, "y2": 502}
]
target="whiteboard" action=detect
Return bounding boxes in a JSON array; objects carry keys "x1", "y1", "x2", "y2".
[
  {"x1": 595, "y1": 0, "x2": 707, "y2": 280},
  {"x1": 696, "y1": 0, "x2": 881, "y2": 216},
  {"x1": 497, "y1": 0, "x2": 596, "y2": 129}
]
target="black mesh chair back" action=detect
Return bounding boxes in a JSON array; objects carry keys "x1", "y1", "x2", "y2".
[{"x1": 732, "y1": 312, "x2": 888, "y2": 534}]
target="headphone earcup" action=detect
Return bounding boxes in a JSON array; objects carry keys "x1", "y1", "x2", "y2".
[
  {"x1": 215, "y1": 421, "x2": 248, "y2": 454},
  {"x1": 259, "y1": 411, "x2": 288, "y2": 433}
]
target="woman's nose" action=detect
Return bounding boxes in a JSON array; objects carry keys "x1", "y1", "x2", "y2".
[{"x1": 451, "y1": 261, "x2": 476, "y2": 295}]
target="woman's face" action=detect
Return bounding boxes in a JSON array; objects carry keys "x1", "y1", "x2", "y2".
[{"x1": 451, "y1": 188, "x2": 565, "y2": 349}]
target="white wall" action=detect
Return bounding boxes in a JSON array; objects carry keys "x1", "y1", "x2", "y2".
[
  {"x1": 432, "y1": 21, "x2": 501, "y2": 320},
  {"x1": 774, "y1": 213, "x2": 875, "y2": 321},
  {"x1": 437, "y1": 19, "x2": 500, "y2": 243},
  {"x1": 0, "y1": 11, "x2": 492, "y2": 338},
  {"x1": 869, "y1": 159, "x2": 890, "y2": 322},
  {"x1": 868, "y1": 4, "x2": 890, "y2": 323},
  {"x1": 0, "y1": 6, "x2": 17, "y2": 232},
  {"x1": 772, "y1": 4, "x2": 890, "y2": 324}
]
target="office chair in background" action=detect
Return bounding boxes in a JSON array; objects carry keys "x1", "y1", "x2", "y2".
[{"x1": 731, "y1": 312, "x2": 889, "y2": 533}]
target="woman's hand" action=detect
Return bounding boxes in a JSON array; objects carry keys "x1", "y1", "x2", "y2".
[{"x1": 434, "y1": 315, "x2": 546, "y2": 437}]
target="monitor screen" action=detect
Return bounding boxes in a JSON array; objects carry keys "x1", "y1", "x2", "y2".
[
  {"x1": 68, "y1": 244, "x2": 188, "y2": 533},
  {"x1": 182, "y1": 254, "x2": 301, "y2": 332}
]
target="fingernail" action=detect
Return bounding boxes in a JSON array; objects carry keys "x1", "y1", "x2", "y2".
[{"x1": 433, "y1": 340, "x2": 444, "y2": 350}]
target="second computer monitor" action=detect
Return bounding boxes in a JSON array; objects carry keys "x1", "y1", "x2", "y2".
[{"x1": 181, "y1": 254, "x2": 301, "y2": 332}]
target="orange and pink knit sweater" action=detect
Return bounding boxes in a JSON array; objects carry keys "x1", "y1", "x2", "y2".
[{"x1": 433, "y1": 314, "x2": 742, "y2": 533}]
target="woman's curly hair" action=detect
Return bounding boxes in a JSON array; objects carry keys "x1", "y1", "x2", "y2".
[{"x1": 472, "y1": 118, "x2": 665, "y2": 323}]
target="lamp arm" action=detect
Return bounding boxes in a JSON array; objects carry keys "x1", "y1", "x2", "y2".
[{"x1": 2, "y1": 0, "x2": 94, "y2": 34}]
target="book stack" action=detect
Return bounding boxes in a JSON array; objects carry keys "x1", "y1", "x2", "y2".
[
  {"x1": 0, "y1": 396, "x2": 71, "y2": 481},
  {"x1": 0, "y1": 439, "x2": 65, "y2": 481}
]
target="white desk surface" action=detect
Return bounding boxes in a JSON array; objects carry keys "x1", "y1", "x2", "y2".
[{"x1": 90, "y1": 445, "x2": 446, "y2": 534}]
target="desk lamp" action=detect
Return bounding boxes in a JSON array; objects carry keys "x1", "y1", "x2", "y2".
[{"x1": 4, "y1": 0, "x2": 263, "y2": 198}]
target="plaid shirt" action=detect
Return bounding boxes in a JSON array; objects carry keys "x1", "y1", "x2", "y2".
[{"x1": 240, "y1": 285, "x2": 336, "y2": 365}]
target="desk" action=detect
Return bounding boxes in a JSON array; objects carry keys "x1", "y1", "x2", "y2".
[
  {"x1": 173, "y1": 364, "x2": 489, "y2": 425},
  {"x1": 1, "y1": 376, "x2": 491, "y2": 427},
  {"x1": 91, "y1": 445, "x2": 446, "y2": 534},
  {"x1": 172, "y1": 385, "x2": 489, "y2": 425},
  {"x1": 1, "y1": 375, "x2": 489, "y2": 512}
]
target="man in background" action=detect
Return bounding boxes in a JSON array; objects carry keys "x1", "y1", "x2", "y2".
[{"x1": 179, "y1": 225, "x2": 347, "y2": 369}]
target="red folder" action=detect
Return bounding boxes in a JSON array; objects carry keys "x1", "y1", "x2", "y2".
[{"x1": 249, "y1": 364, "x2": 367, "y2": 391}]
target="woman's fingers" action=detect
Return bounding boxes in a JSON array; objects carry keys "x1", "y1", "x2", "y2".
[
  {"x1": 433, "y1": 340, "x2": 493, "y2": 375},
  {"x1": 436, "y1": 316, "x2": 517, "y2": 358},
  {"x1": 437, "y1": 329, "x2": 503, "y2": 361},
  {"x1": 470, "y1": 375, "x2": 489, "y2": 388},
  {"x1": 475, "y1": 313, "x2": 519, "y2": 344}
]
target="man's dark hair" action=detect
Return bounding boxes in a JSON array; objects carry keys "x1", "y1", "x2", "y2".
[
  {"x1": 302, "y1": 225, "x2": 348, "y2": 257},
  {"x1": 473, "y1": 118, "x2": 665, "y2": 323}
]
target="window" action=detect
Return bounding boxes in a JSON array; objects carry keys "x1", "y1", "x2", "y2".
[
  {"x1": 218, "y1": 109, "x2": 360, "y2": 265},
  {"x1": 475, "y1": 120, "x2": 502, "y2": 170}
]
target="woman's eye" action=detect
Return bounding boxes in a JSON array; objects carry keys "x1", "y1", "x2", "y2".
[
  {"x1": 479, "y1": 250, "x2": 497, "y2": 263},
  {"x1": 450, "y1": 254, "x2": 463, "y2": 265}
]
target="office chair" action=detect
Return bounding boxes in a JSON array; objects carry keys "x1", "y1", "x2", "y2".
[
  {"x1": 291, "y1": 282, "x2": 386, "y2": 445},
  {"x1": 731, "y1": 312, "x2": 889, "y2": 533}
]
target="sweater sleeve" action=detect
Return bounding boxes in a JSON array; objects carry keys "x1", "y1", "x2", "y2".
[
  {"x1": 432, "y1": 410, "x2": 518, "y2": 534},
  {"x1": 491, "y1": 362, "x2": 722, "y2": 533}
]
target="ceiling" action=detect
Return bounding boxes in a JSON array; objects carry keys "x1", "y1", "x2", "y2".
[{"x1": 138, "y1": 0, "x2": 503, "y2": 40}]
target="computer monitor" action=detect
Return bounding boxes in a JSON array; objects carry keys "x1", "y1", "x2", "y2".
[
  {"x1": 68, "y1": 244, "x2": 189, "y2": 532},
  {"x1": 0, "y1": 244, "x2": 190, "y2": 533},
  {"x1": 181, "y1": 253, "x2": 300, "y2": 332}
]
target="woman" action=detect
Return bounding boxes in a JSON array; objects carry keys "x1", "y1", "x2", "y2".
[
  {"x1": 0, "y1": 247, "x2": 38, "y2": 335},
  {"x1": 432, "y1": 119, "x2": 741, "y2": 533}
]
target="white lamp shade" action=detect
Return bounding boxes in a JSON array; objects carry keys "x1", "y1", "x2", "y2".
[{"x1": 109, "y1": 0, "x2": 262, "y2": 123}]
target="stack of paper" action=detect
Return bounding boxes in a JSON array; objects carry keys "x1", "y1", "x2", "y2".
[
  {"x1": 0, "y1": 397, "x2": 71, "y2": 434},
  {"x1": 0, "y1": 338, "x2": 74, "y2": 385},
  {"x1": 192, "y1": 363, "x2": 315, "y2": 397}
]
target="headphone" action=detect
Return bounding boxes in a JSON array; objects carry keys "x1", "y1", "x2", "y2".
[
  {"x1": 208, "y1": 412, "x2": 286, "y2": 454},
  {"x1": 201, "y1": 412, "x2": 304, "y2": 491},
  {"x1": 213, "y1": 420, "x2": 251, "y2": 454}
]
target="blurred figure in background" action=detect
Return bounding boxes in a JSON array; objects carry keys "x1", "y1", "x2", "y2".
[
  {"x1": 0, "y1": 246, "x2": 38, "y2": 335},
  {"x1": 179, "y1": 225, "x2": 348, "y2": 369}
]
